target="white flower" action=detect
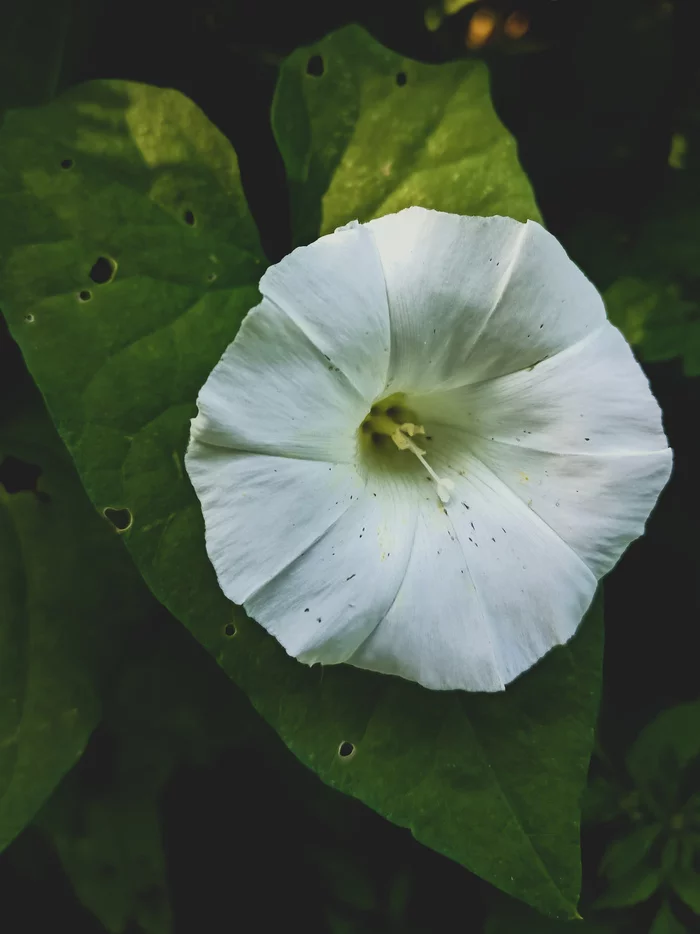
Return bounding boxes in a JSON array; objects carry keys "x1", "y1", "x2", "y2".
[{"x1": 185, "y1": 208, "x2": 672, "y2": 692}]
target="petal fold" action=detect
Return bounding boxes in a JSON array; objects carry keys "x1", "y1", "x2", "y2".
[
  {"x1": 260, "y1": 222, "x2": 391, "y2": 400},
  {"x1": 367, "y1": 207, "x2": 605, "y2": 393},
  {"x1": 464, "y1": 442, "x2": 672, "y2": 578},
  {"x1": 245, "y1": 485, "x2": 417, "y2": 667},
  {"x1": 185, "y1": 446, "x2": 364, "y2": 602},
  {"x1": 418, "y1": 324, "x2": 670, "y2": 456},
  {"x1": 191, "y1": 297, "x2": 367, "y2": 462},
  {"x1": 412, "y1": 321, "x2": 672, "y2": 579},
  {"x1": 437, "y1": 455, "x2": 598, "y2": 686},
  {"x1": 349, "y1": 499, "x2": 505, "y2": 691}
]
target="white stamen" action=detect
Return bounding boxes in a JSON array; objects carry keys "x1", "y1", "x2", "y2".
[{"x1": 392, "y1": 428, "x2": 455, "y2": 504}]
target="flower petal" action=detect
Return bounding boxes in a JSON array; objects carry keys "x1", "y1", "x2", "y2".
[
  {"x1": 412, "y1": 322, "x2": 672, "y2": 578},
  {"x1": 259, "y1": 221, "x2": 391, "y2": 400},
  {"x1": 191, "y1": 297, "x2": 368, "y2": 462},
  {"x1": 441, "y1": 456, "x2": 597, "y2": 685},
  {"x1": 348, "y1": 499, "x2": 505, "y2": 692},
  {"x1": 418, "y1": 324, "x2": 669, "y2": 456},
  {"x1": 462, "y1": 442, "x2": 672, "y2": 578},
  {"x1": 185, "y1": 446, "x2": 364, "y2": 602},
  {"x1": 367, "y1": 207, "x2": 605, "y2": 393},
  {"x1": 352, "y1": 460, "x2": 595, "y2": 690},
  {"x1": 244, "y1": 485, "x2": 417, "y2": 665}
]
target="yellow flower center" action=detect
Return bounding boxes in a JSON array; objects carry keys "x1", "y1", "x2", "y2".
[{"x1": 359, "y1": 393, "x2": 455, "y2": 503}]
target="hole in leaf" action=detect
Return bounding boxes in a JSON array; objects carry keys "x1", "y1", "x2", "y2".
[
  {"x1": 306, "y1": 54, "x2": 324, "y2": 77},
  {"x1": 89, "y1": 257, "x2": 115, "y2": 284},
  {"x1": 103, "y1": 506, "x2": 132, "y2": 532},
  {"x1": 338, "y1": 741, "x2": 355, "y2": 759},
  {"x1": 207, "y1": 272, "x2": 217, "y2": 282},
  {"x1": 78, "y1": 290, "x2": 92, "y2": 302},
  {"x1": 0, "y1": 455, "x2": 44, "y2": 496},
  {"x1": 395, "y1": 71, "x2": 407, "y2": 86},
  {"x1": 24, "y1": 313, "x2": 35, "y2": 323},
  {"x1": 184, "y1": 210, "x2": 196, "y2": 226},
  {"x1": 224, "y1": 622, "x2": 236, "y2": 637},
  {"x1": 60, "y1": 158, "x2": 74, "y2": 169}
]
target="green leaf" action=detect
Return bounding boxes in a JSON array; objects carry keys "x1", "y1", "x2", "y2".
[
  {"x1": 272, "y1": 24, "x2": 541, "y2": 247},
  {"x1": 0, "y1": 80, "x2": 603, "y2": 919},
  {"x1": 567, "y1": 72, "x2": 700, "y2": 377},
  {"x1": 41, "y1": 770, "x2": 172, "y2": 934},
  {"x1": 661, "y1": 838, "x2": 681, "y2": 876},
  {"x1": 0, "y1": 2, "x2": 68, "y2": 118},
  {"x1": 581, "y1": 774, "x2": 624, "y2": 826},
  {"x1": 599, "y1": 822, "x2": 663, "y2": 880},
  {"x1": 603, "y1": 277, "x2": 700, "y2": 374},
  {"x1": 679, "y1": 835, "x2": 700, "y2": 870},
  {"x1": 37, "y1": 618, "x2": 254, "y2": 934},
  {"x1": 592, "y1": 864, "x2": 661, "y2": 909},
  {"x1": 485, "y1": 920, "x2": 612, "y2": 934},
  {"x1": 650, "y1": 902, "x2": 688, "y2": 934},
  {"x1": 626, "y1": 701, "x2": 700, "y2": 808},
  {"x1": 594, "y1": 258, "x2": 700, "y2": 378},
  {"x1": 0, "y1": 0, "x2": 102, "y2": 122},
  {"x1": 0, "y1": 361, "x2": 152, "y2": 854},
  {"x1": 485, "y1": 896, "x2": 614, "y2": 933},
  {"x1": 671, "y1": 869, "x2": 700, "y2": 914}
]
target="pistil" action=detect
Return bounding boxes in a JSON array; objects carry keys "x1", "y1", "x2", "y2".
[
  {"x1": 391, "y1": 426, "x2": 455, "y2": 504},
  {"x1": 360, "y1": 395, "x2": 455, "y2": 504}
]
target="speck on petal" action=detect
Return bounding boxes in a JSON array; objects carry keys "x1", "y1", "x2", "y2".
[
  {"x1": 438, "y1": 455, "x2": 597, "y2": 685},
  {"x1": 366, "y1": 207, "x2": 606, "y2": 394},
  {"x1": 245, "y1": 487, "x2": 417, "y2": 666},
  {"x1": 191, "y1": 297, "x2": 368, "y2": 463},
  {"x1": 418, "y1": 325, "x2": 669, "y2": 456},
  {"x1": 260, "y1": 221, "x2": 390, "y2": 400},
  {"x1": 184, "y1": 447, "x2": 364, "y2": 603},
  {"x1": 466, "y1": 440, "x2": 671, "y2": 579},
  {"x1": 413, "y1": 321, "x2": 672, "y2": 580},
  {"x1": 349, "y1": 501, "x2": 505, "y2": 691},
  {"x1": 349, "y1": 450, "x2": 598, "y2": 690}
]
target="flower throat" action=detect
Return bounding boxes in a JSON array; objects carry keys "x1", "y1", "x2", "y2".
[{"x1": 359, "y1": 393, "x2": 454, "y2": 503}]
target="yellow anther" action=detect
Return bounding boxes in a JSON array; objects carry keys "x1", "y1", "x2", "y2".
[
  {"x1": 399, "y1": 422, "x2": 425, "y2": 438},
  {"x1": 391, "y1": 428, "x2": 410, "y2": 450},
  {"x1": 391, "y1": 428, "x2": 426, "y2": 453}
]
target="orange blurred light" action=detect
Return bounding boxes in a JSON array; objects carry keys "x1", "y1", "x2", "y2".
[
  {"x1": 504, "y1": 10, "x2": 530, "y2": 39},
  {"x1": 466, "y1": 8, "x2": 498, "y2": 49}
]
